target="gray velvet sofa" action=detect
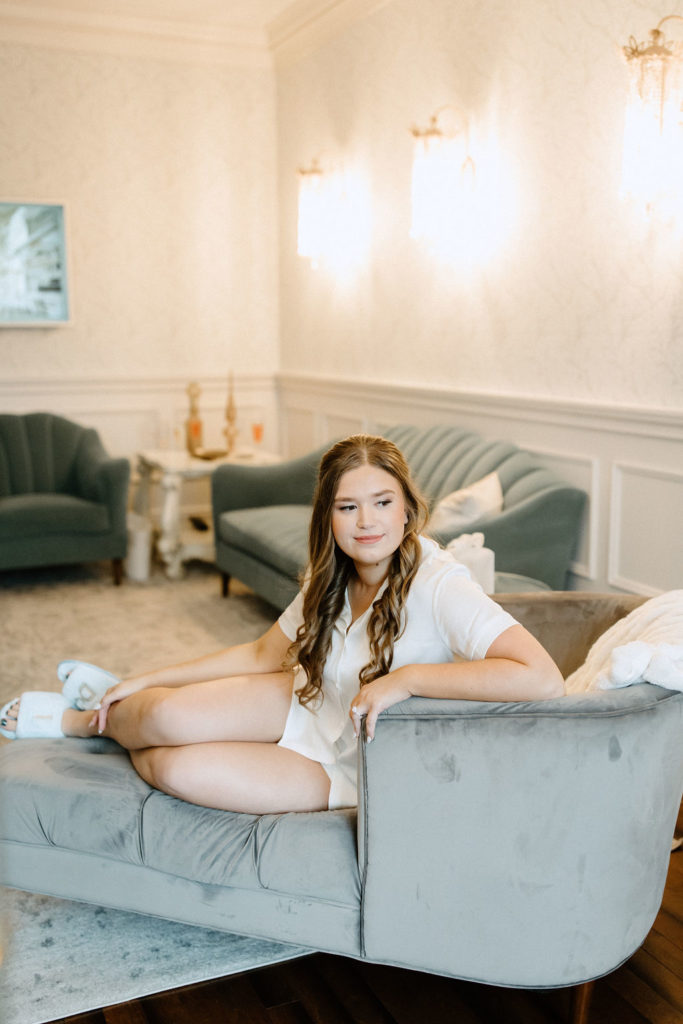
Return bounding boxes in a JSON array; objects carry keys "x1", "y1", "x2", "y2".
[
  {"x1": 0, "y1": 412, "x2": 130, "y2": 584},
  {"x1": 2, "y1": 592, "x2": 682, "y2": 1014},
  {"x1": 212, "y1": 424, "x2": 587, "y2": 609}
]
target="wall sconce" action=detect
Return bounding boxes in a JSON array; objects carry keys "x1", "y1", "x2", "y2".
[
  {"x1": 621, "y1": 15, "x2": 683, "y2": 219},
  {"x1": 297, "y1": 159, "x2": 326, "y2": 266},
  {"x1": 296, "y1": 158, "x2": 371, "y2": 273},
  {"x1": 410, "y1": 107, "x2": 475, "y2": 248}
]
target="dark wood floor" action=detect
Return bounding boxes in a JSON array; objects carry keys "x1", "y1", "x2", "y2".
[{"x1": 55, "y1": 807, "x2": 683, "y2": 1024}]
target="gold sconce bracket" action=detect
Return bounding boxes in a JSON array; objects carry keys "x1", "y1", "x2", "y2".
[
  {"x1": 410, "y1": 105, "x2": 469, "y2": 143},
  {"x1": 623, "y1": 13, "x2": 683, "y2": 59}
]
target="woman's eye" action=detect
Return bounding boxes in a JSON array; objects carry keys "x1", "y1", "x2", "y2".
[
  {"x1": 337, "y1": 504, "x2": 355, "y2": 512},
  {"x1": 378, "y1": 499, "x2": 392, "y2": 507}
]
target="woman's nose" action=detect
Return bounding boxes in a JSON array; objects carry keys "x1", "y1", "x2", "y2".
[{"x1": 356, "y1": 505, "x2": 373, "y2": 527}]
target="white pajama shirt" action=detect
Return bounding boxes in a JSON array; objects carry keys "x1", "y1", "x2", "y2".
[{"x1": 277, "y1": 536, "x2": 517, "y2": 809}]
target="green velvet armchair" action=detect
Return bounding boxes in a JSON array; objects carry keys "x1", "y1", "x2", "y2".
[{"x1": 0, "y1": 412, "x2": 130, "y2": 583}]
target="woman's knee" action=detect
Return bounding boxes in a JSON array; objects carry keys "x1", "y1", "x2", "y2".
[{"x1": 107, "y1": 686, "x2": 180, "y2": 746}]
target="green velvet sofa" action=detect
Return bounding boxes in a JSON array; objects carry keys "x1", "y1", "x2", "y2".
[
  {"x1": 0, "y1": 412, "x2": 130, "y2": 583},
  {"x1": 1, "y1": 593, "x2": 682, "y2": 1021},
  {"x1": 212, "y1": 423, "x2": 587, "y2": 608}
]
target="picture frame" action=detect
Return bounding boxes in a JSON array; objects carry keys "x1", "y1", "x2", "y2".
[{"x1": 0, "y1": 201, "x2": 71, "y2": 327}]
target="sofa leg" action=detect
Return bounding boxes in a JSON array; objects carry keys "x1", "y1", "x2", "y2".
[
  {"x1": 221, "y1": 572, "x2": 230, "y2": 597},
  {"x1": 570, "y1": 980, "x2": 595, "y2": 1024},
  {"x1": 112, "y1": 558, "x2": 123, "y2": 586}
]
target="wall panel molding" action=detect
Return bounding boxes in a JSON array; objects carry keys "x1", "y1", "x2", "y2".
[
  {"x1": 278, "y1": 373, "x2": 683, "y2": 440},
  {"x1": 0, "y1": 373, "x2": 280, "y2": 459},
  {"x1": 609, "y1": 461, "x2": 683, "y2": 596}
]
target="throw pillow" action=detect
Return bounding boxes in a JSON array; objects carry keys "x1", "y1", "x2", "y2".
[{"x1": 430, "y1": 471, "x2": 503, "y2": 535}]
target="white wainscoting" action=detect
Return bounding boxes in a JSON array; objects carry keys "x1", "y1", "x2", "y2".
[
  {"x1": 278, "y1": 372, "x2": 683, "y2": 595},
  {"x1": 0, "y1": 373, "x2": 280, "y2": 519}
]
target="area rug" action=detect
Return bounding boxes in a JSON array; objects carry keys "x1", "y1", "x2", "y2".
[
  {"x1": 0, "y1": 559, "x2": 277, "y2": 709},
  {"x1": 0, "y1": 559, "x2": 296, "y2": 1023},
  {"x1": 0, "y1": 887, "x2": 309, "y2": 1024}
]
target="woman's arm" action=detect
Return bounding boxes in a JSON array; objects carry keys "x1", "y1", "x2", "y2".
[
  {"x1": 350, "y1": 625, "x2": 564, "y2": 741},
  {"x1": 96, "y1": 622, "x2": 292, "y2": 727}
]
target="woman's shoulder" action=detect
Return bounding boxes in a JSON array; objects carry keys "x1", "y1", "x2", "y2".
[{"x1": 415, "y1": 535, "x2": 472, "y2": 586}]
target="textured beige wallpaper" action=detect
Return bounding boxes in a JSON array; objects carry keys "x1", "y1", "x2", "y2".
[
  {"x1": 276, "y1": 0, "x2": 683, "y2": 410},
  {"x1": 0, "y1": 43, "x2": 279, "y2": 381}
]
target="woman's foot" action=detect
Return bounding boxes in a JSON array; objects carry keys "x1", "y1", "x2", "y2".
[{"x1": 0, "y1": 695, "x2": 98, "y2": 739}]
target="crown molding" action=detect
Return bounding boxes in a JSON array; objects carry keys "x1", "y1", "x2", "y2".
[
  {"x1": 0, "y1": 0, "x2": 393, "y2": 67},
  {"x1": 269, "y1": 0, "x2": 393, "y2": 67},
  {"x1": 0, "y1": 2, "x2": 272, "y2": 67}
]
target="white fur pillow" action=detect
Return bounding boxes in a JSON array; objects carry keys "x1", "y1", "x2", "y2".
[{"x1": 430, "y1": 471, "x2": 503, "y2": 535}]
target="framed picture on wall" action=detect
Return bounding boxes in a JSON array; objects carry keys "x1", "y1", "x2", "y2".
[{"x1": 0, "y1": 201, "x2": 70, "y2": 326}]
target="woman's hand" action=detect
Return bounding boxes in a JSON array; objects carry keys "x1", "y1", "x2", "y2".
[
  {"x1": 349, "y1": 669, "x2": 413, "y2": 742},
  {"x1": 90, "y1": 676, "x2": 150, "y2": 734}
]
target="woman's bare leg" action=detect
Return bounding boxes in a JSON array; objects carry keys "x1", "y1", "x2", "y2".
[
  {"x1": 103, "y1": 672, "x2": 294, "y2": 750},
  {"x1": 2, "y1": 673, "x2": 294, "y2": 749},
  {"x1": 131, "y1": 742, "x2": 331, "y2": 813}
]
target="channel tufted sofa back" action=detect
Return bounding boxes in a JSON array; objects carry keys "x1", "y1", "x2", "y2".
[
  {"x1": 381, "y1": 424, "x2": 564, "y2": 506},
  {"x1": 0, "y1": 413, "x2": 101, "y2": 497}
]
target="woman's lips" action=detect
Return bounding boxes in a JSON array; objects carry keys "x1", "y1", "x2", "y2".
[{"x1": 354, "y1": 535, "x2": 383, "y2": 544}]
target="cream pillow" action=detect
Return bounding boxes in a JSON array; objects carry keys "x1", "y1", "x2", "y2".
[{"x1": 430, "y1": 471, "x2": 503, "y2": 535}]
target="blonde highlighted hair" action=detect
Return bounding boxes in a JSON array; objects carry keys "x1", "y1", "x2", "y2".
[{"x1": 287, "y1": 434, "x2": 429, "y2": 707}]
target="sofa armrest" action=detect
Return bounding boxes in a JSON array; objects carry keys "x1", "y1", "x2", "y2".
[
  {"x1": 211, "y1": 446, "x2": 326, "y2": 519},
  {"x1": 75, "y1": 431, "x2": 130, "y2": 535},
  {"x1": 435, "y1": 485, "x2": 586, "y2": 589},
  {"x1": 357, "y1": 686, "x2": 683, "y2": 987}
]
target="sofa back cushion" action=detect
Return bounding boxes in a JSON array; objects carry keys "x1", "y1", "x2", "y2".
[
  {"x1": 382, "y1": 424, "x2": 557, "y2": 507},
  {"x1": 0, "y1": 413, "x2": 87, "y2": 498}
]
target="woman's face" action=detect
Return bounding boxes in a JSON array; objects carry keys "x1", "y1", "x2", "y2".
[{"x1": 331, "y1": 463, "x2": 408, "y2": 575}]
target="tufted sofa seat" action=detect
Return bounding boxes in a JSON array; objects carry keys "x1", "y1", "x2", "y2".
[
  {"x1": 0, "y1": 412, "x2": 130, "y2": 583},
  {"x1": 212, "y1": 424, "x2": 587, "y2": 609}
]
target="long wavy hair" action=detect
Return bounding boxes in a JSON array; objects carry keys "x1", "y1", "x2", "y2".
[{"x1": 286, "y1": 434, "x2": 429, "y2": 708}]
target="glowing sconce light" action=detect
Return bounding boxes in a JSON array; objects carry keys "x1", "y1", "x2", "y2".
[
  {"x1": 297, "y1": 159, "x2": 326, "y2": 266},
  {"x1": 621, "y1": 15, "x2": 683, "y2": 220},
  {"x1": 297, "y1": 158, "x2": 371, "y2": 272},
  {"x1": 410, "y1": 108, "x2": 476, "y2": 251}
]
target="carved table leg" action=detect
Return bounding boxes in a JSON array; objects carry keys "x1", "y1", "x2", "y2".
[
  {"x1": 157, "y1": 470, "x2": 184, "y2": 579},
  {"x1": 134, "y1": 457, "x2": 152, "y2": 517}
]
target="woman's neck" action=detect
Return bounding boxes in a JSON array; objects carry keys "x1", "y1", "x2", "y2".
[
  {"x1": 347, "y1": 566, "x2": 387, "y2": 624},
  {"x1": 352, "y1": 561, "x2": 388, "y2": 590}
]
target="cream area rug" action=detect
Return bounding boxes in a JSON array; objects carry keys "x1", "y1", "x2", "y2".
[
  {"x1": 0, "y1": 560, "x2": 277, "y2": 709},
  {"x1": 0, "y1": 560, "x2": 310, "y2": 1024}
]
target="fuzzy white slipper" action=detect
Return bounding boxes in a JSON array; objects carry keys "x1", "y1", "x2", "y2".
[
  {"x1": 58, "y1": 660, "x2": 120, "y2": 711},
  {"x1": 0, "y1": 691, "x2": 69, "y2": 740}
]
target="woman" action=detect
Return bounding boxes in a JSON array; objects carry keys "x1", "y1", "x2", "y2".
[{"x1": 1, "y1": 434, "x2": 564, "y2": 812}]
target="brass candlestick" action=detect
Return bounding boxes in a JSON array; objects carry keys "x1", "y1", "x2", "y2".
[
  {"x1": 224, "y1": 372, "x2": 238, "y2": 455},
  {"x1": 185, "y1": 381, "x2": 203, "y2": 456}
]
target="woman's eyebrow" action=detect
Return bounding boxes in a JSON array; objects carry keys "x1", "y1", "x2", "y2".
[{"x1": 334, "y1": 488, "x2": 397, "y2": 501}]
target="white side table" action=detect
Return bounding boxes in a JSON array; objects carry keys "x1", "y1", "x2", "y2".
[{"x1": 134, "y1": 448, "x2": 279, "y2": 580}]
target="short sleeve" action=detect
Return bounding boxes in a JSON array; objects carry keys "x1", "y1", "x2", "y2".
[
  {"x1": 278, "y1": 590, "x2": 305, "y2": 642},
  {"x1": 432, "y1": 571, "x2": 518, "y2": 661}
]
